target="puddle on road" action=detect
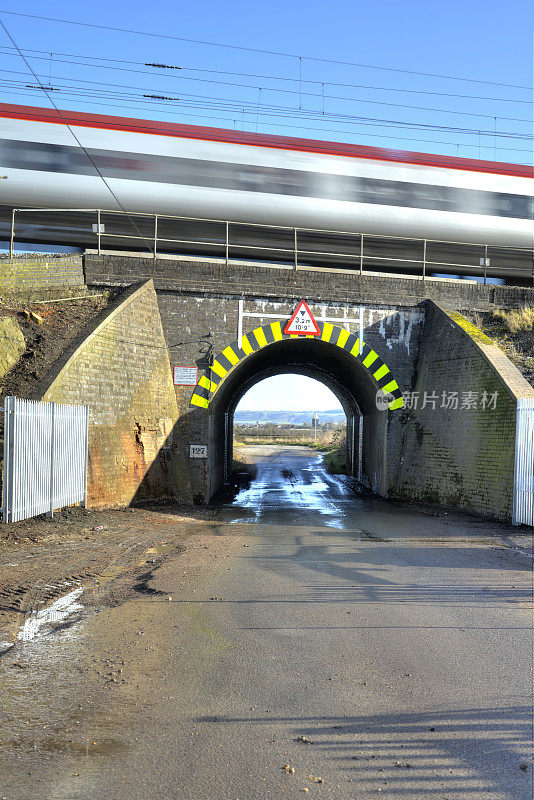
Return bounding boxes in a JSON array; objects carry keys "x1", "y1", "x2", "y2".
[
  {"x1": 17, "y1": 587, "x2": 86, "y2": 642},
  {"x1": 228, "y1": 459, "x2": 349, "y2": 529}
]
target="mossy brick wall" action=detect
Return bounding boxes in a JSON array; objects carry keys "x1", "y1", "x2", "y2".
[
  {"x1": 393, "y1": 301, "x2": 534, "y2": 521},
  {"x1": 39, "y1": 280, "x2": 181, "y2": 508},
  {"x1": 0, "y1": 316, "x2": 25, "y2": 381},
  {"x1": 0, "y1": 255, "x2": 86, "y2": 299}
]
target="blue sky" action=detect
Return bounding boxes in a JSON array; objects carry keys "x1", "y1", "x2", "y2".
[
  {"x1": 1, "y1": 1, "x2": 531, "y2": 411},
  {"x1": 237, "y1": 375, "x2": 342, "y2": 412}
]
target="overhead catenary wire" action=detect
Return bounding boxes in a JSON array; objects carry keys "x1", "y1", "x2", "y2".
[
  {"x1": 0, "y1": 44, "x2": 531, "y2": 104},
  {"x1": 3, "y1": 80, "x2": 532, "y2": 153},
  {"x1": 0, "y1": 62, "x2": 531, "y2": 124},
  {"x1": 0, "y1": 16, "x2": 154, "y2": 255},
  {"x1": 1, "y1": 8, "x2": 532, "y2": 91},
  {"x1": 3, "y1": 75, "x2": 530, "y2": 141}
]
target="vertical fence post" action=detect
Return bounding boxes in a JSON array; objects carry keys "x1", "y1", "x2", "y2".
[
  {"x1": 351, "y1": 415, "x2": 356, "y2": 476},
  {"x1": 2, "y1": 398, "x2": 11, "y2": 523},
  {"x1": 359, "y1": 234, "x2": 364, "y2": 277},
  {"x1": 47, "y1": 402, "x2": 56, "y2": 519},
  {"x1": 359, "y1": 306, "x2": 364, "y2": 354},
  {"x1": 237, "y1": 298, "x2": 244, "y2": 349},
  {"x1": 97, "y1": 209, "x2": 101, "y2": 255},
  {"x1": 83, "y1": 406, "x2": 89, "y2": 509},
  {"x1": 153, "y1": 215, "x2": 158, "y2": 260},
  {"x1": 9, "y1": 209, "x2": 15, "y2": 258},
  {"x1": 357, "y1": 413, "x2": 363, "y2": 484},
  {"x1": 225, "y1": 221, "x2": 229, "y2": 265},
  {"x1": 483, "y1": 244, "x2": 488, "y2": 286},
  {"x1": 2, "y1": 400, "x2": 6, "y2": 523},
  {"x1": 422, "y1": 239, "x2": 427, "y2": 281}
]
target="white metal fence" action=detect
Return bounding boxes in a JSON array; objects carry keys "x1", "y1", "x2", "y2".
[
  {"x1": 513, "y1": 398, "x2": 534, "y2": 527},
  {"x1": 2, "y1": 397, "x2": 89, "y2": 523}
]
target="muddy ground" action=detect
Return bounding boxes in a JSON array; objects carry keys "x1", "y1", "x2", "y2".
[{"x1": 0, "y1": 504, "x2": 228, "y2": 649}]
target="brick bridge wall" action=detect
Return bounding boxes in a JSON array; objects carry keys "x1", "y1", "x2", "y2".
[
  {"x1": 86, "y1": 254, "x2": 427, "y2": 504},
  {"x1": 0, "y1": 254, "x2": 88, "y2": 300},
  {"x1": 84, "y1": 252, "x2": 534, "y2": 311},
  {"x1": 394, "y1": 302, "x2": 534, "y2": 521},
  {"x1": 37, "y1": 280, "x2": 181, "y2": 508}
]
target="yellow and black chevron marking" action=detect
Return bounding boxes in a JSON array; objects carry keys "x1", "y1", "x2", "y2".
[{"x1": 190, "y1": 320, "x2": 404, "y2": 411}]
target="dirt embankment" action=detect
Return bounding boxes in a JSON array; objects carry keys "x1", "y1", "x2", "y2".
[
  {"x1": 0, "y1": 295, "x2": 109, "y2": 408},
  {"x1": 465, "y1": 306, "x2": 534, "y2": 387}
]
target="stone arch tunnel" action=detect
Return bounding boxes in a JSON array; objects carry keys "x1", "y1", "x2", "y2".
[{"x1": 190, "y1": 321, "x2": 406, "y2": 500}]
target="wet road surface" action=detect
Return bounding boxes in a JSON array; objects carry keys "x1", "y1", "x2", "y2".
[
  {"x1": 231, "y1": 445, "x2": 354, "y2": 527},
  {"x1": 1, "y1": 446, "x2": 532, "y2": 800}
]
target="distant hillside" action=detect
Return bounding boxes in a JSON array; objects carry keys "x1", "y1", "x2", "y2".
[{"x1": 234, "y1": 409, "x2": 345, "y2": 425}]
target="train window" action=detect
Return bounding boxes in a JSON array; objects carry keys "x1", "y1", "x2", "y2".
[
  {"x1": 0, "y1": 139, "x2": 73, "y2": 172},
  {"x1": 491, "y1": 193, "x2": 533, "y2": 219},
  {"x1": 410, "y1": 183, "x2": 457, "y2": 211},
  {"x1": 359, "y1": 178, "x2": 400, "y2": 205},
  {"x1": 311, "y1": 172, "x2": 345, "y2": 200},
  {"x1": 259, "y1": 167, "x2": 311, "y2": 197}
]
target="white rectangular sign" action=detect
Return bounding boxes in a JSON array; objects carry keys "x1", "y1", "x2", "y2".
[
  {"x1": 189, "y1": 444, "x2": 208, "y2": 459},
  {"x1": 174, "y1": 366, "x2": 198, "y2": 386}
]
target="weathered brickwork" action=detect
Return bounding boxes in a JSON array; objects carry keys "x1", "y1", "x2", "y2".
[
  {"x1": 393, "y1": 302, "x2": 534, "y2": 520},
  {"x1": 152, "y1": 293, "x2": 424, "y2": 502},
  {"x1": 39, "y1": 281, "x2": 181, "y2": 508},
  {"x1": 85, "y1": 253, "x2": 534, "y2": 311},
  {"x1": 0, "y1": 255, "x2": 86, "y2": 300},
  {"x1": 0, "y1": 316, "x2": 25, "y2": 381}
]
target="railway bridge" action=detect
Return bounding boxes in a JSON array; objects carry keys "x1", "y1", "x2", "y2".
[{"x1": 21, "y1": 248, "x2": 529, "y2": 524}]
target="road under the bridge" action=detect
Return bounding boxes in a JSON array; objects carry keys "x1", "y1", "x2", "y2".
[{"x1": 0, "y1": 446, "x2": 531, "y2": 800}]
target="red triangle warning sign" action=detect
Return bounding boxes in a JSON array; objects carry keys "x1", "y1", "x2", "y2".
[{"x1": 283, "y1": 301, "x2": 321, "y2": 336}]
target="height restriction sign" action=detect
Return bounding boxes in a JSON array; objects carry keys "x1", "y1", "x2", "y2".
[{"x1": 283, "y1": 301, "x2": 321, "y2": 335}]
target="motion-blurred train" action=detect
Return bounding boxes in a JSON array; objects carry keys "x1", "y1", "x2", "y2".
[{"x1": 0, "y1": 102, "x2": 532, "y2": 255}]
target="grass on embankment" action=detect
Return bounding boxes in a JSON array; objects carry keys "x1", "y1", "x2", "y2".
[{"x1": 468, "y1": 305, "x2": 534, "y2": 387}]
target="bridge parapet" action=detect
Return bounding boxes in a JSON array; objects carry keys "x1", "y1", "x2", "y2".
[{"x1": 84, "y1": 252, "x2": 534, "y2": 311}]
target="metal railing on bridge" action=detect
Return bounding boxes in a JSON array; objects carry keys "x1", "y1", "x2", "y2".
[{"x1": 8, "y1": 207, "x2": 534, "y2": 285}]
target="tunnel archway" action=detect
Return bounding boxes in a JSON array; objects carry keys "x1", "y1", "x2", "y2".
[{"x1": 190, "y1": 321, "x2": 405, "y2": 500}]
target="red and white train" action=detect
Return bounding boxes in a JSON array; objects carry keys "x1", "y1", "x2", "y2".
[{"x1": 0, "y1": 102, "x2": 532, "y2": 249}]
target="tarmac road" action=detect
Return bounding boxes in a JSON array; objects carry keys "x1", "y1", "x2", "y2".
[{"x1": 1, "y1": 445, "x2": 532, "y2": 800}]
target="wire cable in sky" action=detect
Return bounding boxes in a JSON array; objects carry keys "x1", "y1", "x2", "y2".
[
  {"x1": 5, "y1": 75, "x2": 529, "y2": 140},
  {"x1": 1, "y1": 9, "x2": 531, "y2": 91},
  {"x1": 0, "y1": 59, "x2": 530, "y2": 123},
  {"x1": 1, "y1": 44, "x2": 531, "y2": 104}
]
